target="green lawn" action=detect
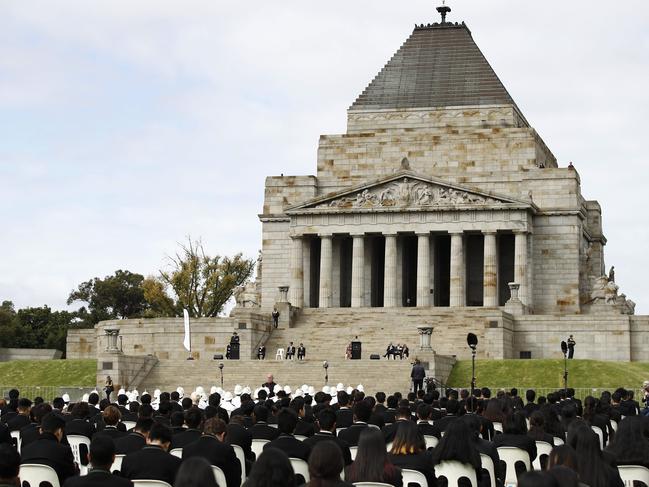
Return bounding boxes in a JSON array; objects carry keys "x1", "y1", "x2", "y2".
[
  {"x1": 0, "y1": 359, "x2": 96, "y2": 387},
  {"x1": 446, "y1": 359, "x2": 649, "y2": 393}
]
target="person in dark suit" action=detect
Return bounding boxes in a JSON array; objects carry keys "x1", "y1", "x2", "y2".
[
  {"x1": 93, "y1": 406, "x2": 127, "y2": 441},
  {"x1": 492, "y1": 411, "x2": 537, "y2": 477},
  {"x1": 435, "y1": 398, "x2": 461, "y2": 433},
  {"x1": 66, "y1": 403, "x2": 97, "y2": 439},
  {"x1": 20, "y1": 402, "x2": 53, "y2": 449},
  {"x1": 335, "y1": 391, "x2": 354, "y2": 428},
  {"x1": 226, "y1": 416, "x2": 255, "y2": 471},
  {"x1": 230, "y1": 332, "x2": 240, "y2": 344},
  {"x1": 263, "y1": 408, "x2": 311, "y2": 461},
  {"x1": 271, "y1": 308, "x2": 280, "y2": 328},
  {"x1": 304, "y1": 409, "x2": 352, "y2": 465},
  {"x1": 62, "y1": 436, "x2": 133, "y2": 487},
  {"x1": 411, "y1": 360, "x2": 426, "y2": 395},
  {"x1": 462, "y1": 414, "x2": 503, "y2": 487},
  {"x1": 285, "y1": 342, "x2": 296, "y2": 360},
  {"x1": 523, "y1": 389, "x2": 539, "y2": 417},
  {"x1": 120, "y1": 423, "x2": 181, "y2": 485},
  {"x1": 297, "y1": 343, "x2": 306, "y2": 360},
  {"x1": 20, "y1": 412, "x2": 78, "y2": 486},
  {"x1": 0, "y1": 421, "x2": 11, "y2": 446},
  {"x1": 382, "y1": 406, "x2": 412, "y2": 443},
  {"x1": 387, "y1": 421, "x2": 435, "y2": 487},
  {"x1": 250, "y1": 405, "x2": 280, "y2": 441},
  {"x1": 171, "y1": 407, "x2": 203, "y2": 449},
  {"x1": 292, "y1": 398, "x2": 316, "y2": 438},
  {"x1": 308, "y1": 441, "x2": 354, "y2": 487},
  {"x1": 0, "y1": 443, "x2": 21, "y2": 485},
  {"x1": 7, "y1": 398, "x2": 32, "y2": 432},
  {"x1": 114, "y1": 418, "x2": 152, "y2": 455},
  {"x1": 182, "y1": 418, "x2": 241, "y2": 487},
  {"x1": 383, "y1": 396, "x2": 398, "y2": 424},
  {"x1": 416, "y1": 404, "x2": 441, "y2": 440},
  {"x1": 257, "y1": 346, "x2": 266, "y2": 360},
  {"x1": 338, "y1": 401, "x2": 372, "y2": 447},
  {"x1": 207, "y1": 393, "x2": 230, "y2": 424},
  {"x1": 384, "y1": 343, "x2": 396, "y2": 360}
]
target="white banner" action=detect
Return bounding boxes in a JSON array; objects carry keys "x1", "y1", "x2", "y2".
[{"x1": 183, "y1": 309, "x2": 191, "y2": 352}]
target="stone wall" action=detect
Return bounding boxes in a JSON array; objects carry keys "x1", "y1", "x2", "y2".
[
  {"x1": 0, "y1": 348, "x2": 63, "y2": 361},
  {"x1": 630, "y1": 316, "x2": 649, "y2": 361},
  {"x1": 66, "y1": 329, "x2": 97, "y2": 359}
]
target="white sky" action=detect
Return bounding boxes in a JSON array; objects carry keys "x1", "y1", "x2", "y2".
[{"x1": 1, "y1": 1, "x2": 648, "y2": 313}]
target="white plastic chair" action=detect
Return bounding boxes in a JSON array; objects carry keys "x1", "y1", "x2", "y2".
[
  {"x1": 349, "y1": 446, "x2": 358, "y2": 460},
  {"x1": 275, "y1": 348, "x2": 285, "y2": 360},
  {"x1": 295, "y1": 435, "x2": 308, "y2": 441},
  {"x1": 480, "y1": 453, "x2": 496, "y2": 487},
  {"x1": 67, "y1": 434, "x2": 91, "y2": 475},
  {"x1": 251, "y1": 439, "x2": 270, "y2": 458},
  {"x1": 170, "y1": 448, "x2": 183, "y2": 458},
  {"x1": 497, "y1": 447, "x2": 531, "y2": 485},
  {"x1": 19, "y1": 464, "x2": 61, "y2": 487},
  {"x1": 386, "y1": 441, "x2": 394, "y2": 452},
  {"x1": 290, "y1": 457, "x2": 310, "y2": 483},
  {"x1": 401, "y1": 468, "x2": 428, "y2": 487},
  {"x1": 435, "y1": 461, "x2": 477, "y2": 487},
  {"x1": 123, "y1": 421, "x2": 137, "y2": 430},
  {"x1": 353, "y1": 483, "x2": 394, "y2": 487},
  {"x1": 553, "y1": 437, "x2": 564, "y2": 446},
  {"x1": 610, "y1": 420, "x2": 618, "y2": 432},
  {"x1": 212, "y1": 465, "x2": 228, "y2": 487},
  {"x1": 618, "y1": 465, "x2": 649, "y2": 487},
  {"x1": 591, "y1": 425, "x2": 604, "y2": 450},
  {"x1": 132, "y1": 480, "x2": 173, "y2": 487},
  {"x1": 493, "y1": 422, "x2": 503, "y2": 433},
  {"x1": 424, "y1": 435, "x2": 439, "y2": 449},
  {"x1": 533, "y1": 441, "x2": 553, "y2": 471},
  {"x1": 231, "y1": 443, "x2": 247, "y2": 485},
  {"x1": 336, "y1": 427, "x2": 347, "y2": 436},
  {"x1": 10, "y1": 430, "x2": 21, "y2": 453},
  {"x1": 111, "y1": 453, "x2": 125, "y2": 474}
]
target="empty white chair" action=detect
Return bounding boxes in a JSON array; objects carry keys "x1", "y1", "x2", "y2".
[
  {"x1": 480, "y1": 453, "x2": 496, "y2": 487},
  {"x1": 212, "y1": 465, "x2": 228, "y2": 487},
  {"x1": 170, "y1": 448, "x2": 183, "y2": 458},
  {"x1": 19, "y1": 464, "x2": 61, "y2": 487},
  {"x1": 435, "y1": 461, "x2": 477, "y2": 487},
  {"x1": 122, "y1": 421, "x2": 137, "y2": 430},
  {"x1": 424, "y1": 435, "x2": 439, "y2": 449},
  {"x1": 618, "y1": 465, "x2": 649, "y2": 486},
  {"x1": 591, "y1": 425, "x2": 604, "y2": 450},
  {"x1": 353, "y1": 483, "x2": 394, "y2": 487},
  {"x1": 231, "y1": 443, "x2": 247, "y2": 485},
  {"x1": 553, "y1": 437, "x2": 564, "y2": 446},
  {"x1": 111, "y1": 454, "x2": 125, "y2": 474},
  {"x1": 401, "y1": 468, "x2": 428, "y2": 487},
  {"x1": 290, "y1": 457, "x2": 310, "y2": 483},
  {"x1": 349, "y1": 446, "x2": 358, "y2": 460},
  {"x1": 533, "y1": 441, "x2": 553, "y2": 471},
  {"x1": 275, "y1": 348, "x2": 285, "y2": 360},
  {"x1": 10, "y1": 430, "x2": 21, "y2": 453},
  {"x1": 132, "y1": 480, "x2": 173, "y2": 487},
  {"x1": 251, "y1": 439, "x2": 270, "y2": 458},
  {"x1": 67, "y1": 434, "x2": 91, "y2": 475},
  {"x1": 497, "y1": 447, "x2": 531, "y2": 485}
]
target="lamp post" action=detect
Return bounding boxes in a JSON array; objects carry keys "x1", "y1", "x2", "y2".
[
  {"x1": 467, "y1": 333, "x2": 478, "y2": 393},
  {"x1": 560, "y1": 341, "x2": 568, "y2": 396},
  {"x1": 219, "y1": 363, "x2": 224, "y2": 388},
  {"x1": 323, "y1": 361, "x2": 329, "y2": 386}
]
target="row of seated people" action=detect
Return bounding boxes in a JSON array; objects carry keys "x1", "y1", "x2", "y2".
[{"x1": 0, "y1": 385, "x2": 648, "y2": 487}]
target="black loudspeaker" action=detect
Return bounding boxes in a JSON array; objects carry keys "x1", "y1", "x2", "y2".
[
  {"x1": 213, "y1": 354, "x2": 224, "y2": 360},
  {"x1": 351, "y1": 341, "x2": 362, "y2": 360},
  {"x1": 230, "y1": 343, "x2": 240, "y2": 360},
  {"x1": 370, "y1": 354, "x2": 380, "y2": 360}
]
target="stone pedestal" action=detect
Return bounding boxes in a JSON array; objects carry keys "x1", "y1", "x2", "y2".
[
  {"x1": 417, "y1": 326, "x2": 434, "y2": 350},
  {"x1": 505, "y1": 282, "x2": 526, "y2": 314},
  {"x1": 104, "y1": 328, "x2": 122, "y2": 353}
]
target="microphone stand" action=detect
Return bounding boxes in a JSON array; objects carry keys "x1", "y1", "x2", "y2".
[
  {"x1": 563, "y1": 352, "x2": 568, "y2": 397},
  {"x1": 219, "y1": 363, "x2": 224, "y2": 388},
  {"x1": 470, "y1": 346, "x2": 477, "y2": 393}
]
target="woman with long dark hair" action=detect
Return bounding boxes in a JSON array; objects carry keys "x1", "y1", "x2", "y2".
[
  {"x1": 606, "y1": 416, "x2": 649, "y2": 468},
  {"x1": 539, "y1": 404, "x2": 565, "y2": 441},
  {"x1": 568, "y1": 421, "x2": 623, "y2": 487},
  {"x1": 346, "y1": 428, "x2": 402, "y2": 487},
  {"x1": 527, "y1": 411, "x2": 555, "y2": 446},
  {"x1": 307, "y1": 441, "x2": 354, "y2": 487},
  {"x1": 492, "y1": 411, "x2": 537, "y2": 468},
  {"x1": 175, "y1": 457, "x2": 218, "y2": 487},
  {"x1": 582, "y1": 396, "x2": 613, "y2": 446},
  {"x1": 243, "y1": 449, "x2": 296, "y2": 487},
  {"x1": 388, "y1": 421, "x2": 436, "y2": 487},
  {"x1": 432, "y1": 419, "x2": 482, "y2": 487}
]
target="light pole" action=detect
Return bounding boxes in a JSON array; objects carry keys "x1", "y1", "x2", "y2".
[
  {"x1": 323, "y1": 361, "x2": 329, "y2": 386},
  {"x1": 467, "y1": 333, "x2": 478, "y2": 394},
  {"x1": 560, "y1": 341, "x2": 568, "y2": 396},
  {"x1": 219, "y1": 363, "x2": 224, "y2": 388}
]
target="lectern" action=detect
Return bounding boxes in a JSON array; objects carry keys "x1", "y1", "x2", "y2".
[{"x1": 351, "y1": 341, "x2": 362, "y2": 360}]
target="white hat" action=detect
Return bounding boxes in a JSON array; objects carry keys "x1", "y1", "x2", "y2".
[
  {"x1": 346, "y1": 386, "x2": 353, "y2": 394},
  {"x1": 154, "y1": 389, "x2": 161, "y2": 399},
  {"x1": 243, "y1": 386, "x2": 252, "y2": 395},
  {"x1": 301, "y1": 385, "x2": 309, "y2": 393},
  {"x1": 176, "y1": 387, "x2": 185, "y2": 396},
  {"x1": 196, "y1": 386, "x2": 205, "y2": 395},
  {"x1": 131, "y1": 390, "x2": 139, "y2": 398},
  {"x1": 82, "y1": 393, "x2": 89, "y2": 402},
  {"x1": 210, "y1": 386, "x2": 218, "y2": 394},
  {"x1": 336, "y1": 383, "x2": 345, "y2": 392},
  {"x1": 234, "y1": 385, "x2": 243, "y2": 396},
  {"x1": 224, "y1": 392, "x2": 234, "y2": 402},
  {"x1": 308, "y1": 386, "x2": 316, "y2": 396},
  {"x1": 62, "y1": 394, "x2": 70, "y2": 403},
  {"x1": 357, "y1": 384, "x2": 364, "y2": 392},
  {"x1": 322, "y1": 386, "x2": 331, "y2": 394},
  {"x1": 284, "y1": 385, "x2": 292, "y2": 394},
  {"x1": 273, "y1": 384, "x2": 282, "y2": 393},
  {"x1": 232, "y1": 396, "x2": 242, "y2": 408}
]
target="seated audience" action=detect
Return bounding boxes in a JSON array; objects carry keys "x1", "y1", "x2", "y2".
[
  {"x1": 63, "y1": 436, "x2": 133, "y2": 487},
  {"x1": 250, "y1": 405, "x2": 280, "y2": 441},
  {"x1": 7, "y1": 398, "x2": 32, "y2": 432},
  {"x1": 171, "y1": 407, "x2": 203, "y2": 449},
  {"x1": 492, "y1": 410, "x2": 537, "y2": 474},
  {"x1": 582, "y1": 396, "x2": 613, "y2": 447},
  {"x1": 94, "y1": 406, "x2": 127, "y2": 440},
  {"x1": 66, "y1": 402, "x2": 97, "y2": 438},
  {"x1": 174, "y1": 456, "x2": 218, "y2": 487},
  {"x1": 242, "y1": 449, "x2": 295, "y2": 487},
  {"x1": 0, "y1": 444, "x2": 20, "y2": 487},
  {"x1": 461, "y1": 414, "x2": 502, "y2": 487},
  {"x1": 567, "y1": 421, "x2": 623, "y2": 487},
  {"x1": 306, "y1": 441, "x2": 353, "y2": 487},
  {"x1": 605, "y1": 416, "x2": 649, "y2": 468},
  {"x1": 416, "y1": 404, "x2": 441, "y2": 440},
  {"x1": 121, "y1": 422, "x2": 181, "y2": 485},
  {"x1": 518, "y1": 471, "x2": 559, "y2": 487},
  {"x1": 263, "y1": 408, "x2": 311, "y2": 461},
  {"x1": 432, "y1": 419, "x2": 482, "y2": 487},
  {"x1": 546, "y1": 466, "x2": 579, "y2": 487},
  {"x1": 346, "y1": 428, "x2": 402, "y2": 487},
  {"x1": 383, "y1": 405, "x2": 413, "y2": 443},
  {"x1": 338, "y1": 401, "x2": 371, "y2": 446},
  {"x1": 115, "y1": 418, "x2": 153, "y2": 455},
  {"x1": 387, "y1": 421, "x2": 435, "y2": 487},
  {"x1": 304, "y1": 409, "x2": 352, "y2": 466}
]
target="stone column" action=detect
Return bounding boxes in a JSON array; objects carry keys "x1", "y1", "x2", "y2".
[
  {"x1": 449, "y1": 231, "x2": 465, "y2": 307},
  {"x1": 514, "y1": 231, "x2": 529, "y2": 306},
  {"x1": 351, "y1": 234, "x2": 365, "y2": 308},
  {"x1": 383, "y1": 233, "x2": 398, "y2": 307},
  {"x1": 483, "y1": 232, "x2": 498, "y2": 307},
  {"x1": 288, "y1": 236, "x2": 304, "y2": 308},
  {"x1": 416, "y1": 233, "x2": 430, "y2": 307},
  {"x1": 319, "y1": 235, "x2": 333, "y2": 308}
]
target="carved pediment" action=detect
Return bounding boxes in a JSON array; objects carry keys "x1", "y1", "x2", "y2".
[{"x1": 287, "y1": 172, "x2": 528, "y2": 213}]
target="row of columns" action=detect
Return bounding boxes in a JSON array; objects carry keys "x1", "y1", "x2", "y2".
[{"x1": 289, "y1": 231, "x2": 529, "y2": 309}]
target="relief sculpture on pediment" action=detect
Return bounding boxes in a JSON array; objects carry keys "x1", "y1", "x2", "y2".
[{"x1": 318, "y1": 177, "x2": 499, "y2": 209}]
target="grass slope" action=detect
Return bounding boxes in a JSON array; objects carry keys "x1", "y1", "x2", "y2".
[
  {"x1": 446, "y1": 359, "x2": 649, "y2": 390},
  {"x1": 0, "y1": 359, "x2": 96, "y2": 387}
]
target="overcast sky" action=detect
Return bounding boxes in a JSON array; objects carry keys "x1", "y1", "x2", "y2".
[{"x1": 1, "y1": 1, "x2": 648, "y2": 314}]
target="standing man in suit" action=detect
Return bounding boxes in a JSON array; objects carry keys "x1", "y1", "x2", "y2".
[
  {"x1": 63, "y1": 436, "x2": 133, "y2": 487},
  {"x1": 271, "y1": 308, "x2": 280, "y2": 328},
  {"x1": 183, "y1": 419, "x2": 241, "y2": 487},
  {"x1": 567, "y1": 335, "x2": 576, "y2": 359},
  {"x1": 411, "y1": 359, "x2": 426, "y2": 395},
  {"x1": 121, "y1": 423, "x2": 181, "y2": 485}
]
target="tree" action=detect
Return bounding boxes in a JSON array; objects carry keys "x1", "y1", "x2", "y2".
[
  {"x1": 145, "y1": 238, "x2": 255, "y2": 317},
  {"x1": 67, "y1": 270, "x2": 148, "y2": 324},
  {"x1": 0, "y1": 301, "x2": 18, "y2": 347}
]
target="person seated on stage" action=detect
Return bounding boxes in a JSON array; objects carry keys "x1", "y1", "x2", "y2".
[
  {"x1": 257, "y1": 346, "x2": 266, "y2": 360},
  {"x1": 383, "y1": 343, "x2": 395, "y2": 360},
  {"x1": 226, "y1": 344, "x2": 232, "y2": 360},
  {"x1": 285, "y1": 342, "x2": 296, "y2": 360},
  {"x1": 402, "y1": 344, "x2": 409, "y2": 359},
  {"x1": 297, "y1": 343, "x2": 306, "y2": 361},
  {"x1": 230, "y1": 332, "x2": 240, "y2": 345}
]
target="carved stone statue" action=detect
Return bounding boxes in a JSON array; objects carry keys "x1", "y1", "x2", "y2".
[{"x1": 608, "y1": 266, "x2": 615, "y2": 283}]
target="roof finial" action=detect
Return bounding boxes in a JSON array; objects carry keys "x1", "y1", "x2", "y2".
[{"x1": 436, "y1": 1, "x2": 451, "y2": 24}]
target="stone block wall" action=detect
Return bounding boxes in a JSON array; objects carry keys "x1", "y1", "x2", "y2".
[
  {"x1": 66, "y1": 329, "x2": 97, "y2": 359},
  {"x1": 0, "y1": 348, "x2": 63, "y2": 361},
  {"x1": 630, "y1": 316, "x2": 649, "y2": 361},
  {"x1": 260, "y1": 220, "x2": 291, "y2": 309}
]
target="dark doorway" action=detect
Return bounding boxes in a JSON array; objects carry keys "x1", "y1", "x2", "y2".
[
  {"x1": 401, "y1": 235, "x2": 418, "y2": 306},
  {"x1": 466, "y1": 234, "x2": 485, "y2": 306},
  {"x1": 339, "y1": 236, "x2": 353, "y2": 307},
  {"x1": 498, "y1": 233, "x2": 515, "y2": 305},
  {"x1": 309, "y1": 238, "x2": 321, "y2": 308},
  {"x1": 434, "y1": 235, "x2": 451, "y2": 307},
  {"x1": 370, "y1": 236, "x2": 385, "y2": 307}
]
